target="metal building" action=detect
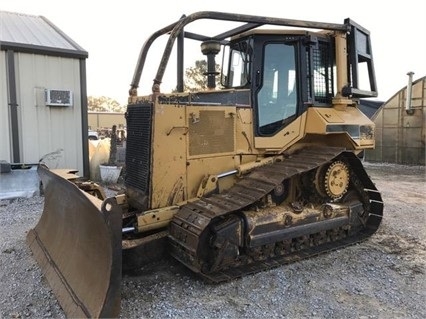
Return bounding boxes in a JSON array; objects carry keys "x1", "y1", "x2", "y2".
[
  {"x1": 365, "y1": 74, "x2": 426, "y2": 165},
  {"x1": 88, "y1": 112, "x2": 126, "y2": 131},
  {"x1": 0, "y1": 11, "x2": 89, "y2": 176}
]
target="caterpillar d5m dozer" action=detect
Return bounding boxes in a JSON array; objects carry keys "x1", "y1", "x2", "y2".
[{"x1": 27, "y1": 11, "x2": 383, "y2": 318}]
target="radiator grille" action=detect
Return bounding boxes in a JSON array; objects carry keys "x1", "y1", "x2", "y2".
[
  {"x1": 189, "y1": 110, "x2": 234, "y2": 156},
  {"x1": 125, "y1": 102, "x2": 153, "y2": 194}
]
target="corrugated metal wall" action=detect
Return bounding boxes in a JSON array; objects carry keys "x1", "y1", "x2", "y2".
[
  {"x1": 1, "y1": 52, "x2": 84, "y2": 172},
  {"x1": 365, "y1": 76, "x2": 425, "y2": 165},
  {"x1": 0, "y1": 51, "x2": 12, "y2": 162}
]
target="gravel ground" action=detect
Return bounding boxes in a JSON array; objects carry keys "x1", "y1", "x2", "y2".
[{"x1": 0, "y1": 162, "x2": 425, "y2": 318}]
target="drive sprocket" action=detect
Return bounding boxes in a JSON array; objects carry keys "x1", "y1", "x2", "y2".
[
  {"x1": 314, "y1": 160, "x2": 350, "y2": 199},
  {"x1": 323, "y1": 160, "x2": 350, "y2": 199}
]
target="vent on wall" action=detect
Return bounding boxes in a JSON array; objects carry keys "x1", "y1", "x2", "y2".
[{"x1": 45, "y1": 89, "x2": 73, "y2": 106}]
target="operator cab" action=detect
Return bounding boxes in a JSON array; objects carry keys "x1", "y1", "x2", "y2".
[{"x1": 222, "y1": 30, "x2": 335, "y2": 136}]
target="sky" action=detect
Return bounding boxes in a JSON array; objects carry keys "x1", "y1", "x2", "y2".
[{"x1": 2, "y1": 0, "x2": 425, "y2": 106}]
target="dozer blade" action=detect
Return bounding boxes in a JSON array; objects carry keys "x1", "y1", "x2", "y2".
[{"x1": 26, "y1": 165, "x2": 122, "y2": 318}]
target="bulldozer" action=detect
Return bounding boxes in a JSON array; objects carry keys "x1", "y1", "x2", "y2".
[{"x1": 27, "y1": 11, "x2": 383, "y2": 318}]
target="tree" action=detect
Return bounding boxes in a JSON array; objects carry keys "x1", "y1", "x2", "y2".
[
  {"x1": 181, "y1": 60, "x2": 221, "y2": 92},
  {"x1": 87, "y1": 96, "x2": 125, "y2": 112}
]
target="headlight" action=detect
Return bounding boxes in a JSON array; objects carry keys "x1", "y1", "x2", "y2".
[
  {"x1": 326, "y1": 125, "x2": 360, "y2": 138},
  {"x1": 360, "y1": 125, "x2": 374, "y2": 140}
]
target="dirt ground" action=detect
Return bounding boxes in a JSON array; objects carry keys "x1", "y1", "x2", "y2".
[
  {"x1": 0, "y1": 161, "x2": 425, "y2": 318},
  {"x1": 118, "y1": 162, "x2": 426, "y2": 318}
]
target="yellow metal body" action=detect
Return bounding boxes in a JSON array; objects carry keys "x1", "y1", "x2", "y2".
[
  {"x1": 136, "y1": 206, "x2": 180, "y2": 232},
  {"x1": 136, "y1": 93, "x2": 375, "y2": 219}
]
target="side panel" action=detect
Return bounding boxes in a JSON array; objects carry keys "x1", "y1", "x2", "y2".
[
  {"x1": 129, "y1": 98, "x2": 255, "y2": 210},
  {"x1": 186, "y1": 156, "x2": 238, "y2": 200},
  {"x1": 305, "y1": 107, "x2": 375, "y2": 149},
  {"x1": 0, "y1": 51, "x2": 12, "y2": 161},
  {"x1": 254, "y1": 114, "x2": 306, "y2": 151},
  {"x1": 186, "y1": 106, "x2": 237, "y2": 158},
  {"x1": 235, "y1": 107, "x2": 256, "y2": 154},
  {"x1": 150, "y1": 102, "x2": 187, "y2": 208},
  {"x1": 185, "y1": 106, "x2": 237, "y2": 199}
]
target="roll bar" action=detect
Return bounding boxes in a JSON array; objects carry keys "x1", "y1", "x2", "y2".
[{"x1": 129, "y1": 11, "x2": 376, "y2": 98}]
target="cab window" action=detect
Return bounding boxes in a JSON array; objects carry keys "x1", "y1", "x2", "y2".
[{"x1": 257, "y1": 43, "x2": 297, "y2": 135}]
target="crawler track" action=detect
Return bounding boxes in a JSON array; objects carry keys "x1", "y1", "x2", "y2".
[{"x1": 168, "y1": 147, "x2": 383, "y2": 282}]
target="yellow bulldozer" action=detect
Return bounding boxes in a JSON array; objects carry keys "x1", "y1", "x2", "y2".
[{"x1": 27, "y1": 11, "x2": 383, "y2": 318}]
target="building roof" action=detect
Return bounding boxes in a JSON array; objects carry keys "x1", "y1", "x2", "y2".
[{"x1": 0, "y1": 10, "x2": 88, "y2": 58}]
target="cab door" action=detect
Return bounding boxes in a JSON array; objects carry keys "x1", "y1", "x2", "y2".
[{"x1": 253, "y1": 38, "x2": 305, "y2": 150}]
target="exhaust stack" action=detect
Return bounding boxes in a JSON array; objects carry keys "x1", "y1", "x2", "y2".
[
  {"x1": 201, "y1": 40, "x2": 221, "y2": 89},
  {"x1": 406, "y1": 71, "x2": 415, "y2": 115}
]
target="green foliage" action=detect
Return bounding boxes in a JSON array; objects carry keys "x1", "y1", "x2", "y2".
[
  {"x1": 87, "y1": 96, "x2": 125, "y2": 112},
  {"x1": 181, "y1": 60, "x2": 221, "y2": 92}
]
